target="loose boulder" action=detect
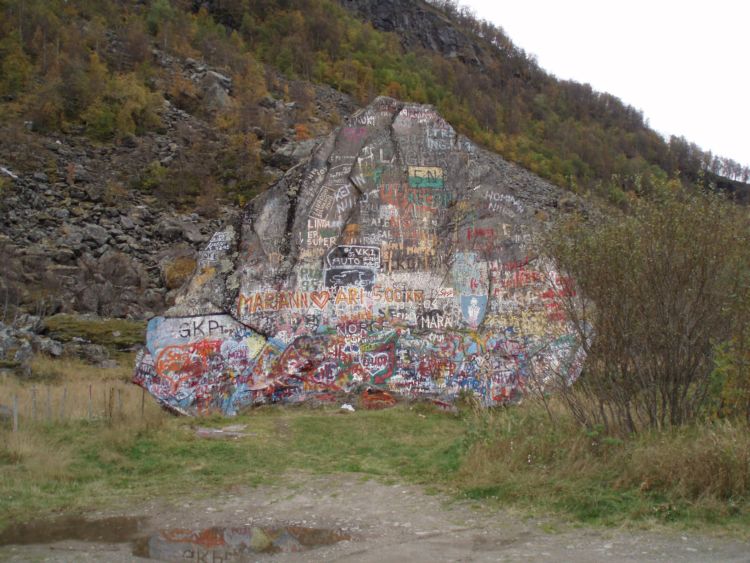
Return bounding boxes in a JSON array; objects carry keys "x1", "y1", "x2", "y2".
[{"x1": 134, "y1": 97, "x2": 585, "y2": 415}]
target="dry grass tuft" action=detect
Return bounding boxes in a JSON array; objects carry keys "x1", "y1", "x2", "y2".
[
  {"x1": 0, "y1": 354, "x2": 168, "y2": 516},
  {"x1": 458, "y1": 399, "x2": 750, "y2": 523},
  {"x1": 624, "y1": 421, "x2": 750, "y2": 500},
  {"x1": 162, "y1": 256, "x2": 197, "y2": 289},
  {"x1": 0, "y1": 430, "x2": 73, "y2": 482},
  {"x1": 1, "y1": 354, "x2": 163, "y2": 427}
]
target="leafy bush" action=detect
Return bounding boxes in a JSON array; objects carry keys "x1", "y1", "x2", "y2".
[
  {"x1": 81, "y1": 69, "x2": 163, "y2": 141},
  {"x1": 81, "y1": 102, "x2": 117, "y2": 140},
  {"x1": 108, "y1": 73, "x2": 164, "y2": 137},
  {"x1": 548, "y1": 187, "x2": 750, "y2": 433},
  {"x1": 0, "y1": 36, "x2": 32, "y2": 96},
  {"x1": 136, "y1": 161, "x2": 168, "y2": 192},
  {"x1": 711, "y1": 294, "x2": 750, "y2": 422}
]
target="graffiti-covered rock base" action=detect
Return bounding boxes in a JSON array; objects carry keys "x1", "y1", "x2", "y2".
[{"x1": 134, "y1": 97, "x2": 585, "y2": 415}]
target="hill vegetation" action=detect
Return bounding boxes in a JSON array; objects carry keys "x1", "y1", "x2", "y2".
[{"x1": 1, "y1": 0, "x2": 747, "y2": 208}]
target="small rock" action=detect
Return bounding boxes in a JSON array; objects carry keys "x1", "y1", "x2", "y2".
[
  {"x1": 259, "y1": 95, "x2": 278, "y2": 109},
  {"x1": 155, "y1": 217, "x2": 183, "y2": 241},
  {"x1": 83, "y1": 223, "x2": 110, "y2": 246},
  {"x1": 202, "y1": 81, "x2": 231, "y2": 112},
  {"x1": 181, "y1": 222, "x2": 205, "y2": 244},
  {"x1": 206, "y1": 70, "x2": 232, "y2": 90},
  {"x1": 85, "y1": 186, "x2": 102, "y2": 202},
  {"x1": 13, "y1": 340, "x2": 33, "y2": 364},
  {"x1": 62, "y1": 227, "x2": 84, "y2": 247},
  {"x1": 0, "y1": 166, "x2": 18, "y2": 179},
  {"x1": 120, "y1": 135, "x2": 138, "y2": 149},
  {"x1": 74, "y1": 165, "x2": 91, "y2": 183},
  {"x1": 120, "y1": 215, "x2": 136, "y2": 230},
  {"x1": 36, "y1": 337, "x2": 64, "y2": 357},
  {"x1": 53, "y1": 208, "x2": 70, "y2": 220}
]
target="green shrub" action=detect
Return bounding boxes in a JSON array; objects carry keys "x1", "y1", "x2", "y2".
[
  {"x1": 548, "y1": 186, "x2": 750, "y2": 433},
  {"x1": 711, "y1": 305, "x2": 750, "y2": 423},
  {"x1": 136, "y1": 161, "x2": 168, "y2": 192},
  {"x1": 82, "y1": 102, "x2": 117, "y2": 140},
  {"x1": 0, "y1": 36, "x2": 32, "y2": 97}
]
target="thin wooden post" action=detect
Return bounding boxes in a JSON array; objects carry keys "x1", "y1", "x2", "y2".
[
  {"x1": 31, "y1": 386, "x2": 37, "y2": 421},
  {"x1": 108, "y1": 387, "x2": 114, "y2": 423},
  {"x1": 60, "y1": 386, "x2": 67, "y2": 420},
  {"x1": 88, "y1": 384, "x2": 92, "y2": 420},
  {"x1": 12, "y1": 394, "x2": 18, "y2": 432},
  {"x1": 46, "y1": 387, "x2": 51, "y2": 421}
]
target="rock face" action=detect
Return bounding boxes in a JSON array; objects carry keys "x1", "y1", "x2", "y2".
[
  {"x1": 340, "y1": 0, "x2": 484, "y2": 66},
  {"x1": 134, "y1": 97, "x2": 585, "y2": 415}
]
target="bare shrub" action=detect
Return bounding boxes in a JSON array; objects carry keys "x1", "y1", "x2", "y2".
[{"x1": 547, "y1": 188, "x2": 750, "y2": 433}]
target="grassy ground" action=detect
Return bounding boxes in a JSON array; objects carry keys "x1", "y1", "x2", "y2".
[
  {"x1": 2, "y1": 356, "x2": 750, "y2": 535},
  {"x1": 0, "y1": 399, "x2": 464, "y2": 528},
  {"x1": 457, "y1": 402, "x2": 750, "y2": 531},
  {"x1": 40, "y1": 315, "x2": 147, "y2": 352}
]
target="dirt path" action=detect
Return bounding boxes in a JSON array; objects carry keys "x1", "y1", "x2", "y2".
[{"x1": 1, "y1": 473, "x2": 748, "y2": 562}]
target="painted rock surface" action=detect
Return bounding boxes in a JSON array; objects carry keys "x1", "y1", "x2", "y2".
[{"x1": 134, "y1": 97, "x2": 585, "y2": 415}]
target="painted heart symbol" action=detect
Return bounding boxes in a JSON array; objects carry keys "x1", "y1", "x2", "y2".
[
  {"x1": 363, "y1": 352, "x2": 390, "y2": 376},
  {"x1": 310, "y1": 290, "x2": 330, "y2": 309}
]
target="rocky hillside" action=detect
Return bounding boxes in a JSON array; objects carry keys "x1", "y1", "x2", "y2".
[
  {"x1": 337, "y1": 0, "x2": 750, "y2": 192},
  {"x1": 0, "y1": 49, "x2": 356, "y2": 321},
  {"x1": 340, "y1": 0, "x2": 486, "y2": 65}
]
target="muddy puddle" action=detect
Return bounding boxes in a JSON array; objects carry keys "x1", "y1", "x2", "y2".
[
  {"x1": 0, "y1": 516, "x2": 352, "y2": 560},
  {"x1": 0, "y1": 515, "x2": 148, "y2": 545},
  {"x1": 133, "y1": 525, "x2": 352, "y2": 560}
]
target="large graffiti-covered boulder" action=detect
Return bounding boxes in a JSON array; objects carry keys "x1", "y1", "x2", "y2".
[{"x1": 134, "y1": 97, "x2": 585, "y2": 415}]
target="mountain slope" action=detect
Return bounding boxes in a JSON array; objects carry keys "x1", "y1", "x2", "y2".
[{"x1": 199, "y1": 0, "x2": 749, "y2": 200}]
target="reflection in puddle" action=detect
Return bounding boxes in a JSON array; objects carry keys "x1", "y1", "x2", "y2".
[
  {"x1": 133, "y1": 526, "x2": 352, "y2": 560},
  {"x1": 0, "y1": 516, "x2": 147, "y2": 545},
  {"x1": 0, "y1": 516, "x2": 351, "y2": 560}
]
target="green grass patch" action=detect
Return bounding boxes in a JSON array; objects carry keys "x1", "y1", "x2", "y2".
[
  {"x1": 41, "y1": 315, "x2": 147, "y2": 352},
  {"x1": 2, "y1": 398, "x2": 750, "y2": 534},
  {"x1": 0, "y1": 405, "x2": 464, "y2": 528}
]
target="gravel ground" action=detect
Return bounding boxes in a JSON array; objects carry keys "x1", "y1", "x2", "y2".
[{"x1": 1, "y1": 473, "x2": 749, "y2": 562}]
